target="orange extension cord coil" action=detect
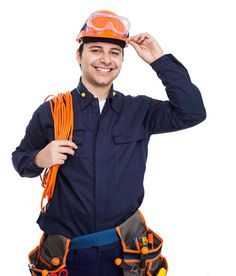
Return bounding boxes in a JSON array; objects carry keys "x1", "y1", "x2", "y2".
[{"x1": 40, "y1": 92, "x2": 74, "y2": 212}]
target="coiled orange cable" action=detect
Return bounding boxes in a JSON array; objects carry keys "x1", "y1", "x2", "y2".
[{"x1": 40, "y1": 91, "x2": 74, "y2": 212}]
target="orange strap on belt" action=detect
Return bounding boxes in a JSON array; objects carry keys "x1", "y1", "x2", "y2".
[{"x1": 40, "y1": 92, "x2": 74, "y2": 212}]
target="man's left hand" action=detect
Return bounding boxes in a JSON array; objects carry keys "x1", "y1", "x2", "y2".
[{"x1": 127, "y1": 33, "x2": 164, "y2": 64}]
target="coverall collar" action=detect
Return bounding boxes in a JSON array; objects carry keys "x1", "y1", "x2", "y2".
[{"x1": 76, "y1": 78, "x2": 123, "y2": 113}]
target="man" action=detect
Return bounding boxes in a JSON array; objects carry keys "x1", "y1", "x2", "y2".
[{"x1": 12, "y1": 10, "x2": 206, "y2": 276}]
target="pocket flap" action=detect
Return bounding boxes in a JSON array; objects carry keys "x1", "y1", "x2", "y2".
[
  {"x1": 28, "y1": 234, "x2": 70, "y2": 274},
  {"x1": 112, "y1": 127, "x2": 147, "y2": 144}
]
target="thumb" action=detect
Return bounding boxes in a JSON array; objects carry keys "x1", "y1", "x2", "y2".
[{"x1": 128, "y1": 41, "x2": 142, "y2": 54}]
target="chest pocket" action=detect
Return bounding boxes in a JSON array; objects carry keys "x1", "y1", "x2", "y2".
[
  {"x1": 112, "y1": 127, "x2": 147, "y2": 144},
  {"x1": 112, "y1": 127, "x2": 148, "y2": 177}
]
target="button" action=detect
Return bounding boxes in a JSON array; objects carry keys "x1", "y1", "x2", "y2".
[
  {"x1": 141, "y1": 246, "x2": 148, "y2": 254},
  {"x1": 51, "y1": 257, "x2": 60, "y2": 266},
  {"x1": 81, "y1": 92, "x2": 86, "y2": 97},
  {"x1": 115, "y1": 258, "x2": 122, "y2": 266},
  {"x1": 157, "y1": 268, "x2": 167, "y2": 276},
  {"x1": 113, "y1": 91, "x2": 116, "y2": 96},
  {"x1": 42, "y1": 270, "x2": 49, "y2": 276}
]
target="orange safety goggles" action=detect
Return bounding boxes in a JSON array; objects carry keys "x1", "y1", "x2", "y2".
[{"x1": 86, "y1": 12, "x2": 130, "y2": 37}]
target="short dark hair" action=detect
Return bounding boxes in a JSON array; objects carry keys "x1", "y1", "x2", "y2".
[{"x1": 78, "y1": 43, "x2": 84, "y2": 57}]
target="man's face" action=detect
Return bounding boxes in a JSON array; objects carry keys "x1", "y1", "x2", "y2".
[{"x1": 76, "y1": 42, "x2": 123, "y2": 88}]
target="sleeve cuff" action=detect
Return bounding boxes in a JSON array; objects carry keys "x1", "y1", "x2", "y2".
[
  {"x1": 150, "y1": 54, "x2": 187, "y2": 75},
  {"x1": 29, "y1": 150, "x2": 44, "y2": 172}
]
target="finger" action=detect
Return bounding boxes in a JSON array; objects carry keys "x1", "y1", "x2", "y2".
[
  {"x1": 55, "y1": 140, "x2": 78, "y2": 149},
  {"x1": 57, "y1": 159, "x2": 65, "y2": 165},
  {"x1": 128, "y1": 33, "x2": 148, "y2": 42},
  {"x1": 140, "y1": 33, "x2": 150, "y2": 42},
  {"x1": 59, "y1": 146, "x2": 75, "y2": 155},
  {"x1": 58, "y1": 153, "x2": 68, "y2": 161},
  {"x1": 127, "y1": 40, "x2": 140, "y2": 52},
  {"x1": 135, "y1": 34, "x2": 150, "y2": 45},
  {"x1": 127, "y1": 34, "x2": 142, "y2": 42},
  {"x1": 130, "y1": 35, "x2": 143, "y2": 43}
]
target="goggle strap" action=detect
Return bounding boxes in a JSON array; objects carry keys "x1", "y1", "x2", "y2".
[{"x1": 80, "y1": 23, "x2": 87, "y2": 32}]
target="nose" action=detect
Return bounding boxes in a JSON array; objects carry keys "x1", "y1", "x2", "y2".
[{"x1": 99, "y1": 52, "x2": 112, "y2": 66}]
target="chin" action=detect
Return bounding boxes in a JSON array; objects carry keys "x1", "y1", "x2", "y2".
[
  {"x1": 95, "y1": 78, "x2": 114, "y2": 86},
  {"x1": 96, "y1": 81, "x2": 112, "y2": 87}
]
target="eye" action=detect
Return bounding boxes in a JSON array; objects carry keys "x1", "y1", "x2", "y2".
[
  {"x1": 91, "y1": 49, "x2": 100, "y2": 54},
  {"x1": 111, "y1": 51, "x2": 120, "y2": 56}
]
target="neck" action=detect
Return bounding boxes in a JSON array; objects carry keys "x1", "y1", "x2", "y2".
[{"x1": 81, "y1": 78, "x2": 111, "y2": 100}]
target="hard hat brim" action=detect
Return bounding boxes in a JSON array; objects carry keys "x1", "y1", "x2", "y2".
[{"x1": 82, "y1": 36, "x2": 126, "y2": 48}]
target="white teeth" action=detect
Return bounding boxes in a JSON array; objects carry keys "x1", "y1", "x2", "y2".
[{"x1": 96, "y1": 67, "x2": 111, "y2": 72}]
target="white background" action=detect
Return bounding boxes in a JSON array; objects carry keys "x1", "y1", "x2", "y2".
[{"x1": 1, "y1": 0, "x2": 235, "y2": 275}]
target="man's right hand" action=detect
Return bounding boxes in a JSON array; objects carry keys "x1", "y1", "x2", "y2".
[{"x1": 34, "y1": 140, "x2": 78, "y2": 168}]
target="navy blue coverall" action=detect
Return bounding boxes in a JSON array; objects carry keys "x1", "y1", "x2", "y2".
[{"x1": 12, "y1": 54, "x2": 206, "y2": 275}]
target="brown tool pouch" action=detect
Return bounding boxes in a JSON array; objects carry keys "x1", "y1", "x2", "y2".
[
  {"x1": 115, "y1": 210, "x2": 168, "y2": 276},
  {"x1": 28, "y1": 233, "x2": 70, "y2": 275}
]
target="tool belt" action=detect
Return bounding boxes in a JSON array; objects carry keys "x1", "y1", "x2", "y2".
[
  {"x1": 28, "y1": 211, "x2": 167, "y2": 276},
  {"x1": 28, "y1": 233, "x2": 70, "y2": 276},
  {"x1": 115, "y1": 210, "x2": 168, "y2": 276}
]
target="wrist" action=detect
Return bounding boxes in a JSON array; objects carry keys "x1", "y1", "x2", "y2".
[
  {"x1": 34, "y1": 151, "x2": 44, "y2": 168},
  {"x1": 150, "y1": 50, "x2": 164, "y2": 63}
]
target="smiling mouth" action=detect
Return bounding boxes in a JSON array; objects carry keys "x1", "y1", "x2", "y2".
[{"x1": 94, "y1": 67, "x2": 113, "y2": 72}]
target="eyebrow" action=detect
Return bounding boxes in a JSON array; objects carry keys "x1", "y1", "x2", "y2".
[{"x1": 89, "y1": 45, "x2": 122, "y2": 52}]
